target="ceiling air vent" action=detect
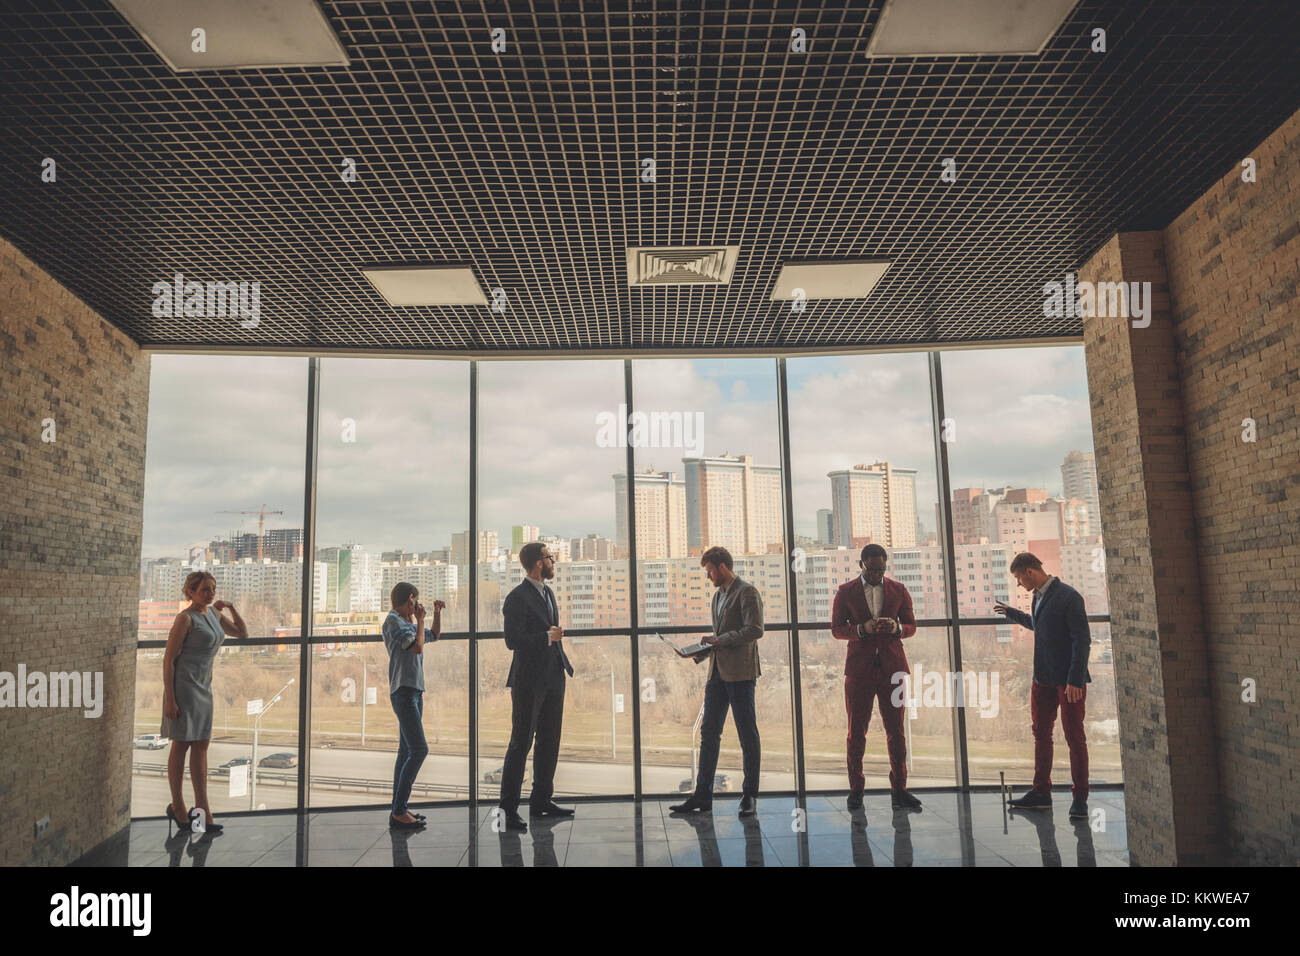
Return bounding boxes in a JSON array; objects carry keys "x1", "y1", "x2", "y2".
[{"x1": 627, "y1": 246, "x2": 740, "y2": 287}]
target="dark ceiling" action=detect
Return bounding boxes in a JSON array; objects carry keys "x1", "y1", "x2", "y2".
[{"x1": 1, "y1": 0, "x2": 1297, "y2": 354}]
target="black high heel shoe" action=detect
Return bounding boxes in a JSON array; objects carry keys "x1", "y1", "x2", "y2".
[
  {"x1": 165, "y1": 804, "x2": 191, "y2": 835},
  {"x1": 189, "y1": 807, "x2": 224, "y2": 833}
]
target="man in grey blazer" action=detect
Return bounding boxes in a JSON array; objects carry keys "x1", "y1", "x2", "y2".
[{"x1": 670, "y1": 546, "x2": 765, "y2": 817}]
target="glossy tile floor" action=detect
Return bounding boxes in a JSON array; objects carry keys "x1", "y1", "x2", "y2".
[{"x1": 79, "y1": 791, "x2": 1130, "y2": 867}]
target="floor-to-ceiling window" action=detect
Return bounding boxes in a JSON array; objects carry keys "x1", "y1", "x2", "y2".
[
  {"x1": 939, "y1": 346, "x2": 1119, "y2": 788},
  {"x1": 786, "y1": 352, "x2": 957, "y2": 789},
  {"x1": 631, "y1": 358, "x2": 796, "y2": 795},
  {"x1": 132, "y1": 345, "x2": 1117, "y2": 817},
  {"x1": 133, "y1": 355, "x2": 307, "y2": 816},
  {"x1": 309, "y1": 358, "x2": 470, "y2": 807},
  {"x1": 476, "y1": 359, "x2": 634, "y2": 798}
]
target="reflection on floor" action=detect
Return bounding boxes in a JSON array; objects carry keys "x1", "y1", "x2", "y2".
[{"x1": 77, "y1": 791, "x2": 1130, "y2": 867}]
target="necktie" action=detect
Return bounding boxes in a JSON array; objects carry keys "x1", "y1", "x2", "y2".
[{"x1": 544, "y1": 586, "x2": 573, "y2": 677}]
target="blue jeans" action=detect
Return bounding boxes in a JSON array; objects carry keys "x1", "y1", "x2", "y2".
[
  {"x1": 696, "y1": 673, "x2": 760, "y2": 800},
  {"x1": 390, "y1": 687, "x2": 428, "y2": 816}
]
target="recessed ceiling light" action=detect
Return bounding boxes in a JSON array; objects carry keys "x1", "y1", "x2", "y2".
[
  {"x1": 866, "y1": 0, "x2": 1079, "y2": 57},
  {"x1": 109, "y1": 0, "x2": 349, "y2": 72},
  {"x1": 770, "y1": 261, "x2": 891, "y2": 302},
  {"x1": 362, "y1": 266, "x2": 489, "y2": 307}
]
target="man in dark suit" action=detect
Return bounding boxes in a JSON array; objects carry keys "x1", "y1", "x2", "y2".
[
  {"x1": 670, "y1": 546, "x2": 765, "y2": 817},
  {"x1": 995, "y1": 551, "x2": 1092, "y2": 820},
  {"x1": 497, "y1": 541, "x2": 574, "y2": 832},
  {"x1": 831, "y1": 544, "x2": 922, "y2": 811}
]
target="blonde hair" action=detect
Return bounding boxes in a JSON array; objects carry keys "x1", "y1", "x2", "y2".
[{"x1": 182, "y1": 570, "x2": 216, "y2": 598}]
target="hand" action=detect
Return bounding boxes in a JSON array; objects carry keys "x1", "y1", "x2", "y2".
[
  {"x1": 548, "y1": 626, "x2": 564, "y2": 643},
  {"x1": 415, "y1": 602, "x2": 426, "y2": 621},
  {"x1": 1065, "y1": 684, "x2": 1084, "y2": 703},
  {"x1": 213, "y1": 600, "x2": 231, "y2": 613},
  {"x1": 993, "y1": 601, "x2": 1009, "y2": 615},
  {"x1": 164, "y1": 697, "x2": 179, "y2": 720},
  {"x1": 432, "y1": 600, "x2": 446, "y2": 612},
  {"x1": 701, "y1": 635, "x2": 719, "y2": 646}
]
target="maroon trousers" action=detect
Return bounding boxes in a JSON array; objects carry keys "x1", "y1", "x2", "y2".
[
  {"x1": 1030, "y1": 680, "x2": 1089, "y2": 800},
  {"x1": 845, "y1": 666, "x2": 907, "y2": 792}
]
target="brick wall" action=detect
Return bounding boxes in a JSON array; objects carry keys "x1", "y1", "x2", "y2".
[
  {"x1": 1080, "y1": 107, "x2": 1299, "y2": 865},
  {"x1": 0, "y1": 235, "x2": 149, "y2": 865},
  {"x1": 1080, "y1": 232, "x2": 1222, "y2": 865},
  {"x1": 1162, "y1": 108, "x2": 1299, "y2": 865}
]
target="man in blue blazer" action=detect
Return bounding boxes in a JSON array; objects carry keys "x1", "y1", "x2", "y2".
[
  {"x1": 994, "y1": 551, "x2": 1092, "y2": 819},
  {"x1": 497, "y1": 541, "x2": 575, "y2": 832}
]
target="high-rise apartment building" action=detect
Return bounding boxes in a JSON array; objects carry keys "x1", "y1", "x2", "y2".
[
  {"x1": 828, "y1": 461, "x2": 919, "y2": 549},
  {"x1": 614, "y1": 469, "x2": 687, "y2": 558},
  {"x1": 682, "y1": 454, "x2": 783, "y2": 556}
]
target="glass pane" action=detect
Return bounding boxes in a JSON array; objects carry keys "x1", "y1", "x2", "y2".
[
  {"x1": 798, "y1": 627, "x2": 958, "y2": 790},
  {"x1": 476, "y1": 360, "x2": 629, "y2": 632},
  {"x1": 959, "y1": 622, "x2": 1122, "y2": 787},
  {"x1": 629, "y1": 357, "x2": 788, "y2": 626},
  {"x1": 637, "y1": 630, "x2": 796, "y2": 796},
  {"x1": 312, "y1": 358, "x2": 471, "y2": 636},
  {"x1": 309, "y1": 638, "x2": 469, "y2": 807},
  {"x1": 787, "y1": 353, "x2": 948, "y2": 622},
  {"x1": 939, "y1": 346, "x2": 1109, "y2": 617},
  {"x1": 131, "y1": 644, "x2": 300, "y2": 816},
  {"x1": 139, "y1": 356, "x2": 307, "y2": 638},
  {"x1": 476, "y1": 637, "x2": 634, "y2": 799}
]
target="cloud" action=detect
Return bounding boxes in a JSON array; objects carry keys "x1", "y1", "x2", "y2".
[{"x1": 140, "y1": 349, "x2": 1097, "y2": 559}]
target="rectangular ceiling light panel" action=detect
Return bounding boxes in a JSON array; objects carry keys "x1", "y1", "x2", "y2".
[
  {"x1": 110, "y1": 0, "x2": 349, "y2": 71},
  {"x1": 866, "y1": 0, "x2": 1079, "y2": 56},
  {"x1": 362, "y1": 267, "x2": 489, "y2": 307},
  {"x1": 770, "y1": 261, "x2": 892, "y2": 302}
]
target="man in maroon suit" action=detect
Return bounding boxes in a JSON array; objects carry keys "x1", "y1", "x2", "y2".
[{"x1": 831, "y1": 544, "x2": 922, "y2": 811}]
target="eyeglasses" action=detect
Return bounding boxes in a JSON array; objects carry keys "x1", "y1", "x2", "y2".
[{"x1": 541, "y1": 555, "x2": 555, "y2": 563}]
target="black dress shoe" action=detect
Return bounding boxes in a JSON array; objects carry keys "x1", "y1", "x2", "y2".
[
  {"x1": 500, "y1": 810, "x2": 528, "y2": 832},
  {"x1": 738, "y1": 795, "x2": 757, "y2": 817},
  {"x1": 668, "y1": 796, "x2": 712, "y2": 814},
  {"x1": 389, "y1": 815, "x2": 426, "y2": 830},
  {"x1": 1068, "y1": 797, "x2": 1088, "y2": 820},
  {"x1": 846, "y1": 791, "x2": 864, "y2": 810},
  {"x1": 891, "y1": 789, "x2": 922, "y2": 811},
  {"x1": 530, "y1": 801, "x2": 575, "y2": 817},
  {"x1": 1008, "y1": 789, "x2": 1052, "y2": 810}
]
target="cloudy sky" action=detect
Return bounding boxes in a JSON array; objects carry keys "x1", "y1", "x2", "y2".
[{"x1": 141, "y1": 347, "x2": 1095, "y2": 559}]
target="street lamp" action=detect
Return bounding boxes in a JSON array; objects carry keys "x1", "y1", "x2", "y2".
[{"x1": 250, "y1": 677, "x2": 295, "y2": 810}]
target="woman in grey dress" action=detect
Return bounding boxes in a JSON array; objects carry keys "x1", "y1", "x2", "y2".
[{"x1": 162, "y1": 570, "x2": 247, "y2": 833}]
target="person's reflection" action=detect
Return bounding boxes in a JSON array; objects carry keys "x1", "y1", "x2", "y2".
[
  {"x1": 890, "y1": 809, "x2": 914, "y2": 867},
  {"x1": 184, "y1": 829, "x2": 221, "y2": 867},
  {"x1": 531, "y1": 817, "x2": 560, "y2": 867},
  {"x1": 162, "y1": 828, "x2": 189, "y2": 867},
  {"x1": 389, "y1": 828, "x2": 415, "y2": 866},
  {"x1": 1071, "y1": 817, "x2": 1097, "y2": 867},
  {"x1": 680, "y1": 814, "x2": 723, "y2": 867},
  {"x1": 498, "y1": 828, "x2": 525, "y2": 867},
  {"x1": 1010, "y1": 806, "x2": 1061, "y2": 866},
  {"x1": 848, "y1": 808, "x2": 875, "y2": 867},
  {"x1": 740, "y1": 814, "x2": 765, "y2": 867}
]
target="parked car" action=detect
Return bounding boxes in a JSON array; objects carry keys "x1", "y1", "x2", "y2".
[
  {"x1": 258, "y1": 753, "x2": 297, "y2": 768},
  {"x1": 483, "y1": 766, "x2": 528, "y2": 785},
  {"x1": 678, "y1": 774, "x2": 730, "y2": 793},
  {"x1": 133, "y1": 734, "x2": 168, "y2": 750},
  {"x1": 217, "y1": 757, "x2": 251, "y2": 774}
]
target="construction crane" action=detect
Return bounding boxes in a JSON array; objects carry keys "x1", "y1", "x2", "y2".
[{"x1": 216, "y1": 504, "x2": 284, "y2": 561}]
